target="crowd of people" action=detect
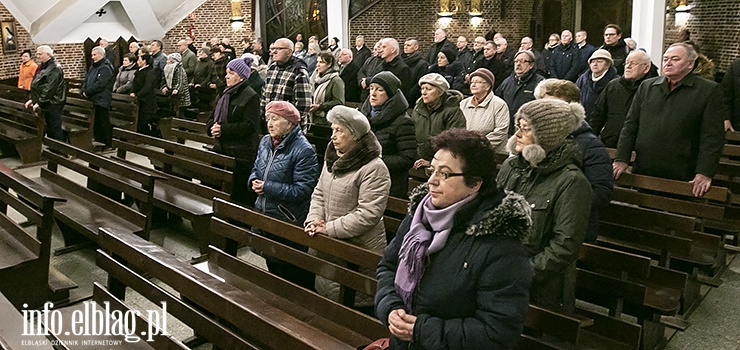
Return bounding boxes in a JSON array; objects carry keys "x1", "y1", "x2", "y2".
[{"x1": 15, "y1": 23, "x2": 740, "y2": 349}]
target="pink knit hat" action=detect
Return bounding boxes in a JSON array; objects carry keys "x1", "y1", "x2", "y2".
[{"x1": 265, "y1": 101, "x2": 301, "y2": 125}]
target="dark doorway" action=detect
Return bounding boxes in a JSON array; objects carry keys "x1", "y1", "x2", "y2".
[{"x1": 580, "y1": 0, "x2": 633, "y2": 47}]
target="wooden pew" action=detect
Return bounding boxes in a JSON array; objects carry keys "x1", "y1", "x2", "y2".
[
  {"x1": 98, "y1": 227, "x2": 372, "y2": 349},
  {"x1": 32, "y1": 137, "x2": 159, "y2": 248},
  {"x1": 61, "y1": 97, "x2": 96, "y2": 151},
  {"x1": 107, "y1": 93, "x2": 139, "y2": 132},
  {"x1": 0, "y1": 163, "x2": 73, "y2": 309},
  {"x1": 0, "y1": 97, "x2": 44, "y2": 163},
  {"x1": 0, "y1": 84, "x2": 31, "y2": 102},
  {"x1": 188, "y1": 86, "x2": 218, "y2": 122},
  {"x1": 159, "y1": 117, "x2": 213, "y2": 147},
  {"x1": 727, "y1": 130, "x2": 740, "y2": 145},
  {"x1": 576, "y1": 243, "x2": 688, "y2": 350}
]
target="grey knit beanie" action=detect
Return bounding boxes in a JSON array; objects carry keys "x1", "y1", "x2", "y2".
[
  {"x1": 510, "y1": 99, "x2": 584, "y2": 166},
  {"x1": 370, "y1": 71, "x2": 401, "y2": 97}
]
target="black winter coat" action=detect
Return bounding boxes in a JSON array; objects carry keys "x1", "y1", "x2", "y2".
[
  {"x1": 31, "y1": 58, "x2": 66, "y2": 106},
  {"x1": 471, "y1": 56, "x2": 507, "y2": 90},
  {"x1": 548, "y1": 42, "x2": 581, "y2": 82},
  {"x1": 249, "y1": 125, "x2": 319, "y2": 225},
  {"x1": 402, "y1": 52, "x2": 429, "y2": 105},
  {"x1": 211, "y1": 56, "x2": 228, "y2": 92},
  {"x1": 361, "y1": 91, "x2": 417, "y2": 198},
  {"x1": 495, "y1": 70, "x2": 545, "y2": 135},
  {"x1": 81, "y1": 58, "x2": 114, "y2": 108},
  {"x1": 340, "y1": 61, "x2": 361, "y2": 103},
  {"x1": 590, "y1": 75, "x2": 648, "y2": 148},
  {"x1": 601, "y1": 39, "x2": 630, "y2": 75},
  {"x1": 575, "y1": 66, "x2": 619, "y2": 118},
  {"x1": 571, "y1": 122, "x2": 614, "y2": 242},
  {"x1": 427, "y1": 40, "x2": 456, "y2": 64},
  {"x1": 131, "y1": 65, "x2": 159, "y2": 124},
  {"x1": 722, "y1": 58, "x2": 740, "y2": 129},
  {"x1": 428, "y1": 62, "x2": 465, "y2": 91},
  {"x1": 351, "y1": 45, "x2": 372, "y2": 69},
  {"x1": 382, "y1": 56, "x2": 413, "y2": 102},
  {"x1": 376, "y1": 186, "x2": 532, "y2": 350},
  {"x1": 191, "y1": 57, "x2": 213, "y2": 86},
  {"x1": 206, "y1": 83, "x2": 261, "y2": 163}
]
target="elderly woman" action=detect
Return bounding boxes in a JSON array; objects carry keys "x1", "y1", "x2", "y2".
[
  {"x1": 411, "y1": 73, "x2": 466, "y2": 169},
  {"x1": 308, "y1": 52, "x2": 345, "y2": 126},
  {"x1": 534, "y1": 79, "x2": 614, "y2": 243},
  {"x1": 304, "y1": 105, "x2": 390, "y2": 306},
  {"x1": 206, "y1": 57, "x2": 261, "y2": 205},
  {"x1": 497, "y1": 99, "x2": 592, "y2": 312},
  {"x1": 304, "y1": 43, "x2": 320, "y2": 75},
  {"x1": 361, "y1": 71, "x2": 416, "y2": 202},
  {"x1": 161, "y1": 53, "x2": 191, "y2": 113},
  {"x1": 250, "y1": 101, "x2": 319, "y2": 290},
  {"x1": 427, "y1": 48, "x2": 464, "y2": 91},
  {"x1": 375, "y1": 128, "x2": 532, "y2": 349},
  {"x1": 18, "y1": 49, "x2": 37, "y2": 91},
  {"x1": 459, "y1": 68, "x2": 510, "y2": 154},
  {"x1": 575, "y1": 49, "x2": 618, "y2": 117}
]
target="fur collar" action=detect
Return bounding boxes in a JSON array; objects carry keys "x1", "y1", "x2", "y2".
[
  {"x1": 407, "y1": 183, "x2": 531, "y2": 240},
  {"x1": 325, "y1": 131, "x2": 382, "y2": 175}
]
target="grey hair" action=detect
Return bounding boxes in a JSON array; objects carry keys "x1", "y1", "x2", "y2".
[
  {"x1": 91, "y1": 46, "x2": 105, "y2": 55},
  {"x1": 339, "y1": 48, "x2": 353, "y2": 58},
  {"x1": 668, "y1": 42, "x2": 698, "y2": 62},
  {"x1": 382, "y1": 38, "x2": 400, "y2": 55},
  {"x1": 308, "y1": 42, "x2": 320, "y2": 54},
  {"x1": 37, "y1": 45, "x2": 54, "y2": 56},
  {"x1": 276, "y1": 38, "x2": 295, "y2": 51},
  {"x1": 627, "y1": 50, "x2": 651, "y2": 65}
]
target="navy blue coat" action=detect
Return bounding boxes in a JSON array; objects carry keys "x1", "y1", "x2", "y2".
[
  {"x1": 576, "y1": 66, "x2": 619, "y2": 118},
  {"x1": 249, "y1": 125, "x2": 319, "y2": 225},
  {"x1": 81, "y1": 58, "x2": 114, "y2": 108},
  {"x1": 548, "y1": 42, "x2": 581, "y2": 82}
]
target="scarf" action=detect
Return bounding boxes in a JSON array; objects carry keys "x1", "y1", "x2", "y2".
[
  {"x1": 164, "y1": 62, "x2": 177, "y2": 88},
  {"x1": 324, "y1": 131, "x2": 381, "y2": 175},
  {"x1": 370, "y1": 105, "x2": 383, "y2": 120},
  {"x1": 310, "y1": 68, "x2": 339, "y2": 105},
  {"x1": 213, "y1": 80, "x2": 246, "y2": 124},
  {"x1": 395, "y1": 192, "x2": 478, "y2": 311}
]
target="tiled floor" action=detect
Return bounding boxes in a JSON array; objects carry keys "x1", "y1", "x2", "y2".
[{"x1": 3, "y1": 152, "x2": 740, "y2": 349}]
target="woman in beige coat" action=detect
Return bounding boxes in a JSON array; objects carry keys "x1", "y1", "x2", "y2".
[{"x1": 305, "y1": 105, "x2": 390, "y2": 308}]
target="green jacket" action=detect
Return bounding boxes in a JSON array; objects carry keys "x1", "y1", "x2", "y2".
[
  {"x1": 496, "y1": 140, "x2": 592, "y2": 312},
  {"x1": 411, "y1": 90, "x2": 466, "y2": 160}
]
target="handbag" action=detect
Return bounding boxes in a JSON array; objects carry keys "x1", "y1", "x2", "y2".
[{"x1": 362, "y1": 338, "x2": 390, "y2": 350}]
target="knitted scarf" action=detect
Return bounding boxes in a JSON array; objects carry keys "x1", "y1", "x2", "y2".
[
  {"x1": 311, "y1": 68, "x2": 339, "y2": 105},
  {"x1": 213, "y1": 80, "x2": 245, "y2": 124},
  {"x1": 394, "y1": 192, "x2": 478, "y2": 311},
  {"x1": 164, "y1": 62, "x2": 176, "y2": 88}
]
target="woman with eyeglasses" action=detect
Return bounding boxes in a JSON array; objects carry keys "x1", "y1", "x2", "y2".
[
  {"x1": 304, "y1": 106, "x2": 390, "y2": 310},
  {"x1": 542, "y1": 33, "x2": 560, "y2": 77},
  {"x1": 497, "y1": 99, "x2": 592, "y2": 313},
  {"x1": 375, "y1": 128, "x2": 532, "y2": 350},
  {"x1": 459, "y1": 68, "x2": 510, "y2": 154}
]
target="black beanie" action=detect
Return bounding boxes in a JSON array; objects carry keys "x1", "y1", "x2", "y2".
[{"x1": 370, "y1": 71, "x2": 401, "y2": 97}]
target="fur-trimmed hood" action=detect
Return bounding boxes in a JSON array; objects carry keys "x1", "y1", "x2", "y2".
[{"x1": 407, "y1": 183, "x2": 531, "y2": 240}]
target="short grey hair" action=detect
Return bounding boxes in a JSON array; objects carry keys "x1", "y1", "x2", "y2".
[
  {"x1": 275, "y1": 38, "x2": 295, "y2": 51},
  {"x1": 382, "y1": 38, "x2": 400, "y2": 55},
  {"x1": 667, "y1": 42, "x2": 698, "y2": 62},
  {"x1": 91, "y1": 46, "x2": 105, "y2": 55},
  {"x1": 628, "y1": 50, "x2": 651, "y2": 66},
  {"x1": 339, "y1": 48, "x2": 353, "y2": 58},
  {"x1": 37, "y1": 45, "x2": 54, "y2": 56}
]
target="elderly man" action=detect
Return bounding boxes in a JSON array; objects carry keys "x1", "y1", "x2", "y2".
[
  {"x1": 351, "y1": 35, "x2": 372, "y2": 68},
  {"x1": 574, "y1": 31, "x2": 597, "y2": 76},
  {"x1": 427, "y1": 28, "x2": 456, "y2": 63},
  {"x1": 495, "y1": 50, "x2": 545, "y2": 135},
  {"x1": 379, "y1": 38, "x2": 412, "y2": 101},
  {"x1": 25, "y1": 45, "x2": 65, "y2": 140},
  {"x1": 548, "y1": 30, "x2": 581, "y2": 82},
  {"x1": 722, "y1": 58, "x2": 740, "y2": 132},
  {"x1": 177, "y1": 39, "x2": 197, "y2": 78},
  {"x1": 338, "y1": 48, "x2": 361, "y2": 102},
  {"x1": 402, "y1": 38, "x2": 428, "y2": 104},
  {"x1": 261, "y1": 38, "x2": 312, "y2": 123},
  {"x1": 493, "y1": 37, "x2": 515, "y2": 78},
  {"x1": 98, "y1": 39, "x2": 117, "y2": 68},
  {"x1": 520, "y1": 36, "x2": 546, "y2": 76},
  {"x1": 590, "y1": 50, "x2": 652, "y2": 148},
  {"x1": 576, "y1": 49, "x2": 619, "y2": 117},
  {"x1": 358, "y1": 40, "x2": 385, "y2": 101},
  {"x1": 614, "y1": 43, "x2": 726, "y2": 197},
  {"x1": 469, "y1": 36, "x2": 487, "y2": 68},
  {"x1": 81, "y1": 46, "x2": 115, "y2": 148},
  {"x1": 601, "y1": 24, "x2": 630, "y2": 75}
]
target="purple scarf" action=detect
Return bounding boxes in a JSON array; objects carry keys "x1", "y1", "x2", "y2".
[
  {"x1": 213, "y1": 80, "x2": 245, "y2": 124},
  {"x1": 395, "y1": 192, "x2": 478, "y2": 311}
]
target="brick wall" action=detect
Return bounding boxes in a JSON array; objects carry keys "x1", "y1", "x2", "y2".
[
  {"x1": 0, "y1": 0, "x2": 253, "y2": 81},
  {"x1": 349, "y1": 0, "x2": 578, "y2": 58},
  {"x1": 664, "y1": 0, "x2": 740, "y2": 73}
]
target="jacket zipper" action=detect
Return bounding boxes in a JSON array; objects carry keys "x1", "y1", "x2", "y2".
[{"x1": 259, "y1": 147, "x2": 279, "y2": 212}]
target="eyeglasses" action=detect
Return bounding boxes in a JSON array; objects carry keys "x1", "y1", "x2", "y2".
[
  {"x1": 515, "y1": 124, "x2": 533, "y2": 134},
  {"x1": 269, "y1": 47, "x2": 290, "y2": 52},
  {"x1": 425, "y1": 167, "x2": 465, "y2": 180},
  {"x1": 514, "y1": 59, "x2": 532, "y2": 64}
]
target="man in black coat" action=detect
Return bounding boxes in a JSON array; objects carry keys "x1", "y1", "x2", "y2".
[
  {"x1": 574, "y1": 30, "x2": 597, "y2": 79},
  {"x1": 493, "y1": 37, "x2": 516, "y2": 79},
  {"x1": 338, "y1": 49, "x2": 361, "y2": 103},
  {"x1": 357, "y1": 41, "x2": 384, "y2": 101},
  {"x1": 548, "y1": 30, "x2": 581, "y2": 82},
  {"x1": 469, "y1": 41, "x2": 507, "y2": 90},
  {"x1": 26, "y1": 45, "x2": 66, "y2": 141},
  {"x1": 601, "y1": 24, "x2": 630, "y2": 75},
  {"x1": 427, "y1": 28, "x2": 456, "y2": 64},
  {"x1": 722, "y1": 57, "x2": 740, "y2": 131},
  {"x1": 81, "y1": 47, "x2": 115, "y2": 148},
  {"x1": 379, "y1": 38, "x2": 413, "y2": 102},
  {"x1": 455, "y1": 36, "x2": 474, "y2": 72},
  {"x1": 614, "y1": 43, "x2": 726, "y2": 197},
  {"x1": 402, "y1": 38, "x2": 428, "y2": 104},
  {"x1": 351, "y1": 35, "x2": 372, "y2": 69}
]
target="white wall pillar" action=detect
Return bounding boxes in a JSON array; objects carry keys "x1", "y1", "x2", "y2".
[
  {"x1": 631, "y1": 0, "x2": 666, "y2": 67},
  {"x1": 326, "y1": 0, "x2": 350, "y2": 48}
]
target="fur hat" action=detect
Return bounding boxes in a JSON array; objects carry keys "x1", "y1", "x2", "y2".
[
  {"x1": 370, "y1": 71, "x2": 401, "y2": 97},
  {"x1": 226, "y1": 56, "x2": 253, "y2": 80},
  {"x1": 439, "y1": 48, "x2": 457, "y2": 64},
  {"x1": 419, "y1": 73, "x2": 449, "y2": 93},
  {"x1": 327, "y1": 105, "x2": 371, "y2": 137},
  {"x1": 588, "y1": 49, "x2": 614, "y2": 66},
  {"x1": 167, "y1": 53, "x2": 182, "y2": 63},
  {"x1": 507, "y1": 99, "x2": 585, "y2": 166},
  {"x1": 469, "y1": 68, "x2": 495, "y2": 88},
  {"x1": 265, "y1": 101, "x2": 301, "y2": 125}
]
